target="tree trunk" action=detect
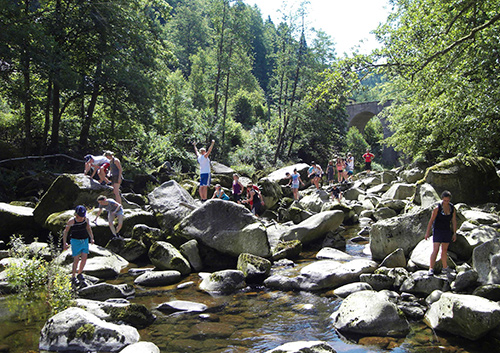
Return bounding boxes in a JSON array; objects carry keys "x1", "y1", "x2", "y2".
[
  {"x1": 221, "y1": 38, "x2": 234, "y2": 156},
  {"x1": 21, "y1": 50, "x2": 32, "y2": 154},
  {"x1": 41, "y1": 78, "x2": 52, "y2": 153},
  {"x1": 213, "y1": 0, "x2": 228, "y2": 118},
  {"x1": 79, "y1": 84, "x2": 100, "y2": 148},
  {"x1": 49, "y1": 81, "x2": 61, "y2": 152}
]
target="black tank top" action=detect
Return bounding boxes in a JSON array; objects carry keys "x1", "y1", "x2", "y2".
[
  {"x1": 70, "y1": 218, "x2": 89, "y2": 239},
  {"x1": 433, "y1": 202, "x2": 454, "y2": 230}
]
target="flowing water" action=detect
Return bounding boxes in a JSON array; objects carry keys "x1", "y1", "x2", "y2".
[{"x1": 0, "y1": 227, "x2": 498, "y2": 353}]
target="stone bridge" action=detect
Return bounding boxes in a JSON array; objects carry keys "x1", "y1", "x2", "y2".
[{"x1": 346, "y1": 100, "x2": 398, "y2": 166}]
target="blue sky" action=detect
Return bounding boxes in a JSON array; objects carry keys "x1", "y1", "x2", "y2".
[{"x1": 244, "y1": 0, "x2": 391, "y2": 55}]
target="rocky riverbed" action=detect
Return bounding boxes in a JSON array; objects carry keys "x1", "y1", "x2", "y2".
[{"x1": 0, "y1": 155, "x2": 499, "y2": 352}]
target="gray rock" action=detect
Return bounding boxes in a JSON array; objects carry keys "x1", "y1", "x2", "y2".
[
  {"x1": 343, "y1": 187, "x2": 365, "y2": 201},
  {"x1": 382, "y1": 183, "x2": 416, "y2": 200},
  {"x1": 299, "y1": 191, "x2": 329, "y2": 213},
  {"x1": 447, "y1": 233, "x2": 473, "y2": 261},
  {"x1": 400, "y1": 271, "x2": 450, "y2": 295},
  {"x1": 180, "y1": 239, "x2": 203, "y2": 272},
  {"x1": 424, "y1": 292, "x2": 500, "y2": 340},
  {"x1": 54, "y1": 244, "x2": 129, "y2": 279},
  {"x1": 401, "y1": 168, "x2": 424, "y2": 184},
  {"x1": 199, "y1": 270, "x2": 246, "y2": 293},
  {"x1": 361, "y1": 176, "x2": 382, "y2": 188},
  {"x1": 106, "y1": 238, "x2": 147, "y2": 263},
  {"x1": 380, "y1": 248, "x2": 407, "y2": 268},
  {"x1": 366, "y1": 183, "x2": 391, "y2": 195},
  {"x1": 424, "y1": 156, "x2": 500, "y2": 204},
  {"x1": 78, "y1": 283, "x2": 135, "y2": 301},
  {"x1": 375, "y1": 267, "x2": 411, "y2": 288},
  {"x1": 316, "y1": 247, "x2": 355, "y2": 261},
  {"x1": 377, "y1": 199, "x2": 408, "y2": 213},
  {"x1": 462, "y1": 210, "x2": 500, "y2": 225},
  {"x1": 0, "y1": 202, "x2": 38, "y2": 241},
  {"x1": 370, "y1": 206, "x2": 432, "y2": 260},
  {"x1": 398, "y1": 302, "x2": 426, "y2": 320},
  {"x1": 132, "y1": 224, "x2": 164, "y2": 250},
  {"x1": 321, "y1": 230, "x2": 347, "y2": 250},
  {"x1": 451, "y1": 269, "x2": 479, "y2": 292},
  {"x1": 472, "y1": 284, "x2": 500, "y2": 301},
  {"x1": 359, "y1": 273, "x2": 395, "y2": 291},
  {"x1": 473, "y1": 238, "x2": 500, "y2": 284},
  {"x1": 211, "y1": 161, "x2": 234, "y2": 174},
  {"x1": 266, "y1": 341, "x2": 336, "y2": 353},
  {"x1": 259, "y1": 178, "x2": 284, "y2": 210},
  {"x1": 373, "y1": 207, "x2": 397, "y2": 221},
  {"x1": 156, "y1": 300, "x2": 208, "y2": 315},
  {"x1": 266, "y1": 163, "x2": 310, "y2": 184},
  {"x1": 175, "y1": 200, "x2": 270, "y2": 258},
  {"x1": 237, "y1": 253, "x2": 272, "y2": 282},
  {"x1": 414, "y1": 183, "x2": 440, "y2": 208},
  {"x1": 148, "y1": 241, "x2": 191, "y2": 275},
  {"x1": 281, "y1": 211, "x2": 344, "y2": 244},
  {"x1": 265, "y1": 259, "x2": 378, "y2": 292},
  {"x1": 271, "y1": 240, "x2": 302, "y2": 261},
  {"x1": 134, "y1": 270, "x2": 181, "y2": 287},
  {"x1": 332, "y1": 290, "x2": 410, "y2": 337},
  {"x1": 465, "y1": 226, "x2": 500, "y2": 247},
  {"x1": 39, "y1": 307, "x2": 139, "y2": 352},
  {"x1": 425, "y1": 290, "x2": 444, "y2": 306},
  {"x1": 120, "y1": 342, "x2": 160, "y2": 353},
  {"x1": 381, "y1": 171, "x2": 397, "y2": 184},
  {"x1": 333, "y1": 282, "x2": 373, "y2": 298},
  {"x1": 148, "y1": 180, "x2": 196, "y2": 232}
]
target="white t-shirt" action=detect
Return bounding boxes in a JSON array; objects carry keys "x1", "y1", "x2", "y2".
[
  {"x1": 92, "y1": 155, "x2": 108, "y2": 166},
  {"x1": 347, "y1": 157, "x2": 354, "y2": 170},
  {"x1": 198, "y1": 154, "x2": 211, "y2": 174}
]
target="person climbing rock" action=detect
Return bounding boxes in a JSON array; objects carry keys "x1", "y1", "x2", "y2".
[
  {"x1": 94, "y1": 195, "x2": 124, "y2": 238},
  {"x1": 84, "y1": 154, "x2": 111, "y2": 185}
]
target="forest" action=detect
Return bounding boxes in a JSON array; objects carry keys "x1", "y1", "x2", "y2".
[{"x1": 1, "y1": 0, "x2": 499, "y2": 177}]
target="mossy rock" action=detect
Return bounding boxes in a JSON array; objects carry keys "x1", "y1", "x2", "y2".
[
  {"x1": 272, "y1": 240, "x2": 302, "y2": 261},
  {"x1": 104, "y1": 303, "x2": 156, "y2": 329},
  {"x1": 424, "y1": 156, "x2": 500, "y2": 204},
  {"x1": 237, "y1": 253, "x2": 272, "y2": 282}
]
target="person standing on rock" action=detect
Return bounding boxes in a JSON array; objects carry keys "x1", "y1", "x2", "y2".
[
  {"x1": 425, "y1": 190, "x2": 457, "y2": 276},
  {"x1": 104, "y1": 151, "x2": 123, "y2": 204},
  {"x1": 286, "y1": 169, "x2": 305, "y2": 201},
  {"x1": 231, "y1": 174, "x2": 244, "y2": 203},
  {"x1": 308, "y1": 162, "x2": 323, "y2": 191},
  {"x1": 243, "y1": 184, "x2": 264, "y2": 217},
  {"x1": 362, "y1": 149, "x2": 375, "y2": 174},
  {"x1": 84, "y1": 154, "x2": 111, "y2": 185},
  {"x1": 62, "y1": 205, "x2": 95, "y2": 286},
  {"x1": 94, "y1": 195, "x2": 124, "y2": 238},
  {"x1": 193, "y1": 140, "x2": 215, "y2": 202},
  {"x1": 346, "y1": 152, "x2": 354, "y2": 181},
  {"x1": 326, "y1": 161, "x2": 335, "y2": 186},
  {"x1": 336, "y1": 156, "x2": 346, "y2": 183}
]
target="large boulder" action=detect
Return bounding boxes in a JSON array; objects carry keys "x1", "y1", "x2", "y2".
[
  {"x1": 39, "y1": 307, "x2": 139, "y2": 352},
  {"x1": 54, "y1": 244, "x2": 129, "y2": 279},
  {"x1": 33, "y1": 174, "x2": 138, "y2": 226},
  {"x1": 332, "y1": 290, "x2": 410, "y2": 337},
  {"x1": 265, "y1": 259, "x2": 377, "y2": 291},
  {"x1": 370, "y1": 206, "x2": 433, "y2": 260},
  {"x1": 237, "y1": 253, "x2": 272, "y2": 282},
  {"x1": 423, "y1": 156, "x2": 500, "y2": 204},
  {"x1": 299, "y1": 191, "x2": 330, "y2": 213},
  {"x1": 401, "y1": 168, "x2": 425, "y2": 184},
  {"x1": 424, "y1": 293, "x2": 500, "y2": 340},
  {"x1": 382, "y1": 183, "x2": 416, "y2": 200},
  {"x1": 180, "y1": 239, "x2": 203, "y2": 272},
  {"x1": 148, "y1": 241, "x2": 191, "y2": 275},
  {"x1": 400, "y1": 271, "x2": 450, "y2": 296},
  {"x1": 148, "y1": 180, "x2": 196, "y2": 233},
  {"x1": 174, "y1": 200, "x2": 270, "y2": 258},
  {"x1": 280, "y1": 211, "x2": 344, "y2": 244},
  {"x1": 266, "y1": 341, "x2": 336, "y2": 353},
  {"x1": 78, "y1": 283, "x2": 135, "y2": 301},
  {"x1": 414, "y1": 183, "x2": 440, "y2": 208},
  {"x1": 134, "y1": 270, "x2": 182, "y2": 287},
  {"x1": 462, "y1": 209, "x2": 500, "y2": 225},
  {"x1": 259, "y1": 178, "x2": 283, "y2": 210},
  {"x1": 473, "y1": 239, "x2": 500, "y2": 284},
  {"x1": 266, "y1": 163, "x2": 310, "y2": 185},
  {"x1": 0, "y1": 202, "x2": 39, "y2": 241},
  {"x1": 199, "y1": 270, "x2": 246, "y2": 293}
]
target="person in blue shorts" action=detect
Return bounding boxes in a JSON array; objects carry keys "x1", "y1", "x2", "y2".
[
  {"x1": 425, "y1": 190, "x2": 457, "y2": 275},
  {"x1": 62, "y1": 205, "x2": 95, "y2": 285},
  {"x1": 194, "y1": 140, "x2": 215, "y2": 202}
]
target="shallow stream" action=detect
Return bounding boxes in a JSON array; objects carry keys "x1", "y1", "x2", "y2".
[{"x1": 0, "y1": 227, "x2": 498, "y2": 353}]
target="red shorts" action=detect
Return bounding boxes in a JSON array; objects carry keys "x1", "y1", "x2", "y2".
[{"x1": 99, "y1": 162, "x2": 110, "y2": 173}]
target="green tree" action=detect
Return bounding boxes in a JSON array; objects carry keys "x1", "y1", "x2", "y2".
[
  {"x1": 373, "y1": 0, "x2": 500, "y2": 162},
  {"x1": 345, "y1": 127, "x2": 369, "y2": 171}
]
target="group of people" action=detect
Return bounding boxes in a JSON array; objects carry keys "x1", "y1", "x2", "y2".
[{"x1": 63, "y1": 151, "x2": 125, "y2": 285}]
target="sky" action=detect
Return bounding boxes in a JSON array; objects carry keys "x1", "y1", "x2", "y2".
[{"x1": 244, "y1": 0, "x2": 392, "y2": 56}]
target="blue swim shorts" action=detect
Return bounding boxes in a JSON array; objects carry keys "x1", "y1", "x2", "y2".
[
  {"x1": 71, "y1": 238, "x2": 89, "y2": 257},
  {"x1": 200, "y1": 173, "x2": 210, "y2": 186}
]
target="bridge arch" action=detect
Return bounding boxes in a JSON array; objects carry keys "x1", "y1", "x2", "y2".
[{"x1": 346, "y1": 100, "x2": 398, "y2": 166}]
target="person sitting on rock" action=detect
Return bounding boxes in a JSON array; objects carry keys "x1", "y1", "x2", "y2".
[
  {"x1": 84, "y1": 154, "x2": 111, "y2": 185},
  {"x1": 212, "y1": 184, "x2": 230, "y2": 200},
  {"x1": 286, "y1": 169, "x2": 305, "y2": 201},
  {"x1": 424, "y1": 190, "x2": 457, "y2": 276},
  {"x1": 94, "y1": 195, "x2": 124, "y2": 238},
  {"x1": 62, "y1": 205, "x2": 95, "y2": 286},
  {"x1": 331, "y1": 185, "x2": 343, "y2": 203}
]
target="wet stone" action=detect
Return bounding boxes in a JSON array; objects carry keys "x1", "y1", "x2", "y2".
[{"x1": 186, "y1": 322, "x2": 237, "y2": 339}]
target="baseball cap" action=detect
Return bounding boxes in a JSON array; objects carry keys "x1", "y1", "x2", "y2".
[
  {"x1": 75, "y1": 205, "x2": 86, "y2": 217},
  {"x1": 84, "y1": 154, "x2": 92, "y2": 162}
]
